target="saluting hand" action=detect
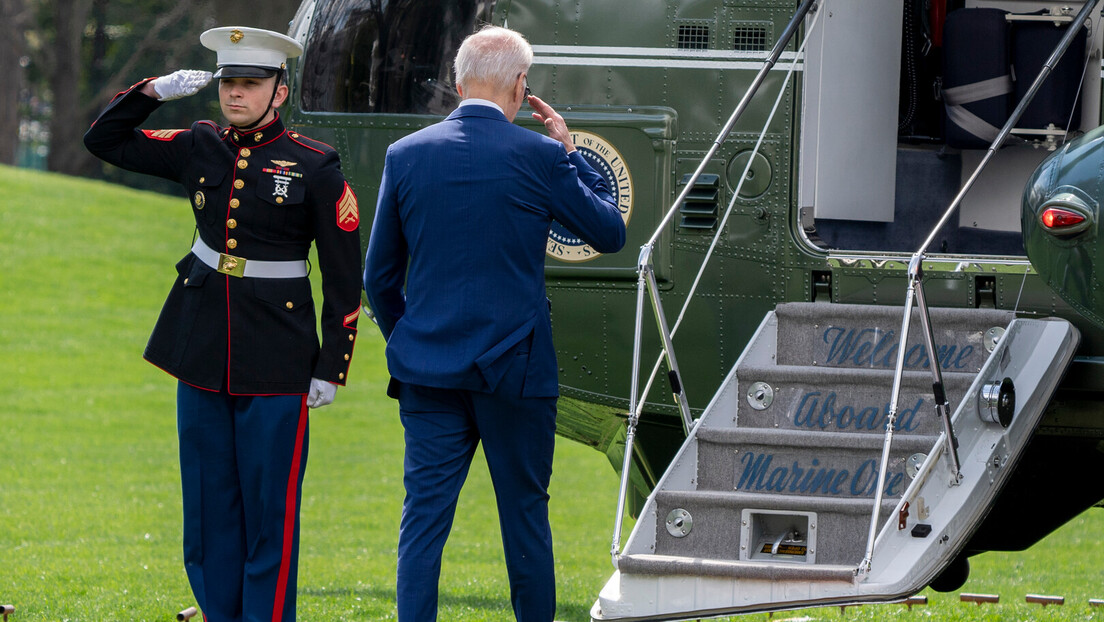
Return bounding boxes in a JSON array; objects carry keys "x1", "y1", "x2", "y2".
[
  {"x1": 529, "y1": 95, "x2": 575, "y2": 153},
  {"x1": 148, "y1": 70, "x2": 214, "y2": 101}
]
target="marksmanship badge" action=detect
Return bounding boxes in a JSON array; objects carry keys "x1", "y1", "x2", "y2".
[
  {"x1": 546, "y1": 130, "x2": 633, "y2": 263},
  {"x1": 272, "y1": 175, "x2": 291, "y2": 199}
]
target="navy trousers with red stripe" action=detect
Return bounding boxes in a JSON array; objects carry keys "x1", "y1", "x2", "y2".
[{"x1": 177, "y1": 382, "x2": 309, "y2": 622}]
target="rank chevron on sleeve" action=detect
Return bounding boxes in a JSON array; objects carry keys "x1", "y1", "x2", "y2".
[
  {"x1": 337, "y1": 182, "x2": 359, "y2": 231},
  {"x1": 142, "y1": 129, "x2": 185, "y2": 141}
]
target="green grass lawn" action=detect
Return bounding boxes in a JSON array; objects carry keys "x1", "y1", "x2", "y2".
[{"x1": 1, "y1": 163, "x2": 1102, "y2": 621}]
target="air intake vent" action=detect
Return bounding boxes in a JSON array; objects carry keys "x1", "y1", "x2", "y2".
[
  {"x1": 677, "y1": 24, "x2": 711, "y2": 50},
  {"x1": 734, "y1": 24, "x2": 769, "y2": 51},
  {"x1": 678, "y1": 173, "x2": 720, "y2": 230}
]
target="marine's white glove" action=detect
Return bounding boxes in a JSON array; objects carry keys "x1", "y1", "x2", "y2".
[
  {"x1": 150, "y1": 70, "x2": 213, "y2": 101},
  {"x1": 306, "y1": 378, "x2": 338, "y2": 409}
]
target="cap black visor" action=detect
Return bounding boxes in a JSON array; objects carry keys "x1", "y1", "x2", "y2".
[{"x1": 214, "y1": 65, "x2": 279, "y2": 79}]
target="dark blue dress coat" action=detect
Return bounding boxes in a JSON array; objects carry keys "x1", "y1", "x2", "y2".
[{"x1": 363, "y1": 103, "x2": 626, "y2": 398}]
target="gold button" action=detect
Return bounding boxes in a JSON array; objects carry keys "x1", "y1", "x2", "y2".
[
  {"x1": 227, "y1": 239, "x2": 238, "y2": 249},
  {"x1": 285, "y1": 301, "x2": 294, "y2": 309},
  {"x1": 230, "y1": 198, "x2": 240, "y2": 208},
  {"x1": 184, "y1": 278, "x2": 189, "y2": 285},
  {"x1": 237, "y1": 159, "x2": 248, "y2": 170},
  {"x1": 348, "y1": 334, "x2": 354, "y2": 342},
  {"x1": 199, "y1": 176, "x2": 206, "y2": 184},
  {"x1": 240, "y1": 148, "x2": 251, "y2": 158},
  {"x1": 276, "y1": 197, "x2": 284, "y2": 204},
  {"x1": 254, "y1": 133, "x2": 263, "y2": 142},
  {"x1": 338, "y1": 373, "x2": 345, "y2": 380},
  {"x1": 234, "y1": 179, "x2": 244, "y2": 189},
  {"x1": 344, "y1": 354, "x2": 350, "y2": 361},
  {"x1": 227, "y1": 219, "x2": 237, "y2": 229}
]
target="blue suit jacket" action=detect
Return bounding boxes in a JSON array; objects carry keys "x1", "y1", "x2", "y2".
[{"x1": 363, "y1": 104, "x2": 626, "y2": 397}]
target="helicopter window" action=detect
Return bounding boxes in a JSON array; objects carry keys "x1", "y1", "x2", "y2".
[
  {"x1": 677, "y1": 24, "x2": 711, "y2": 50},
  {"x1": 298, "y1": 0, "x2": 496, "y2": 114},
  {"x1": 733, "y1": 24, "x2": 769, "y2": 52}
]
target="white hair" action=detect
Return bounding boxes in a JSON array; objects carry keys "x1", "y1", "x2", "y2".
[{"x1": 454, "y1": 26, "x2": 533, "y2": 93}]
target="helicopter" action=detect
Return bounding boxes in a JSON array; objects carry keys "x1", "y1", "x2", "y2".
[{"x1": 283, "y1": 0, "x2": 1104, "y2": 618}]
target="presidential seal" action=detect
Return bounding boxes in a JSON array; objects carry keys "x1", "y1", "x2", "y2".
[{"x1": 546, "y1": 130, "x2": 633, "y2": 262}]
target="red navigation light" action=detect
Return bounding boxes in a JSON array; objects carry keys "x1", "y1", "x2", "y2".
[{"x1": 1041, "y1": 207, "x2": 1086, "y2": 230}]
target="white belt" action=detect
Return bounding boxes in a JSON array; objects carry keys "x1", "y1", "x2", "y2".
[{"x1": 191, "y1": 239, "x2": 308, "y2": 279}]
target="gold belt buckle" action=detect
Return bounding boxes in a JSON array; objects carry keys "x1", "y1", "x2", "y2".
[{"x1": 217, "y1": 253, "x2": 247, "y2": 277}]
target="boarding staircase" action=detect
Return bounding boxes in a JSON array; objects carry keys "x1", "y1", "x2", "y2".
[
  {"x1": 626, "y1": 302, "x2": 1005, "y2": 574},
  {"x1": 590, "y1": 1, "x2": 1090, "y2": 617},
  {"x1": 592, "y1": 303, "x2": 1078, "y2": 620}
]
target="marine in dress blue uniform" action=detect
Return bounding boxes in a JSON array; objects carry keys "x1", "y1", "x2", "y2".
[
  {"x1": 84, "y1": 27, "x2": 362, "y2": 622},
  {"x1": 363, "y1": 26, "x2": 626, "y2": 622}
]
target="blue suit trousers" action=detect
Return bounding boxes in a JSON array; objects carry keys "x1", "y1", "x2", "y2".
[
  {"x1": 177, "y1": 382, "x2": 310, "y2": 622},
  {"x1": 396, "y1": 352, "x2": 557, "y2": 622}
]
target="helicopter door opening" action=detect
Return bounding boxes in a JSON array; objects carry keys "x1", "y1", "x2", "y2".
[{"x1": 799, "y1": 0, "x2": 1100, "y2": 256}]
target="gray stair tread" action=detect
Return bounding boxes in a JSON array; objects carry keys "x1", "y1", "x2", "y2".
[
  {"x1": 617, "y1": 553, "x2": 857, "y2": 582},
  {"x1": 697, "y1": 426, "x2": 940, "y2": 451},
  {"x1": 655, "y1": 489, "x2": 900, "y2": 514},
  {"x1": 738, "y1": 363, "x2": 977, "y2": 382},
  {"x1": 774, "y1": 302, "x2": 1014, "y2": 326}
]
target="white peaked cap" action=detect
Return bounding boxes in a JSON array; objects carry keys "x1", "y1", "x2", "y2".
[{"x1": 200, "y1": 26, "x2": 303, "y2": 78}]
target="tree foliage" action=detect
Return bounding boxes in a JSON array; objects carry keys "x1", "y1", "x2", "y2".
[
  {"x1": 4, "y1": 0, "x2": 301, "y2": 192},
  {"x1": 0, "y1": 0, "x2": 32, "y2": 165}
]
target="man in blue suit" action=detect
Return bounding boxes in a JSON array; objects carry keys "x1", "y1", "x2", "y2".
[{"x1": 363, "y1": 25, "x2": 626, "y2": 622}]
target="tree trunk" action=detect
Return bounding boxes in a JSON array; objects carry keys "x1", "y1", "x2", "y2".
[
  {"x1": 48, "y1": 0, "x2": 96, "y2": 176},
  {"x1": 0, "y1": 0, "x2": 28, "y2": 165}
]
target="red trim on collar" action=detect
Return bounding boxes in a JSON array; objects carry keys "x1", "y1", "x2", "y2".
[{"x1": 226, "y1": 113, "x2": 287, "y2": 148}]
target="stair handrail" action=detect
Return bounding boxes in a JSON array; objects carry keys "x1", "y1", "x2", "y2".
[
  {"x1": 611, "y1": 0, "x2": 823, "y2": 567},
  {"x1": 858, "y1": 0, "x2": 1100, "y2": 576}
]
